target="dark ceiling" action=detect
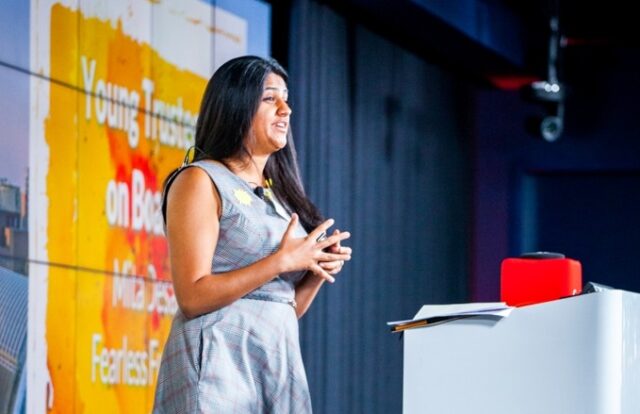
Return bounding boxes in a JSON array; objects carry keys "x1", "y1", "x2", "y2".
[
  {"x1": 507, "y1": 0, "x2": 638, "y2": 46},
  {"x1": 317, "y1": 0, "x2": 639, "y2": 87}
]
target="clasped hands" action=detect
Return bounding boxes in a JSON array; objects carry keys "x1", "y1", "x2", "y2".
[{"x1": 278, "y1": 214, "x2": 352, "y2": 283}]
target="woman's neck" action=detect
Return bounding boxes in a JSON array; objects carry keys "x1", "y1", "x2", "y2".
[{"x1": 226, "y1": 154, "x2": 269, "y2": 186}]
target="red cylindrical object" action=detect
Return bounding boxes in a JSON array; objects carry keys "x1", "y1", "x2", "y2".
[{"x1": 500, "y1": 257, "x2": 582, "y2": 306}]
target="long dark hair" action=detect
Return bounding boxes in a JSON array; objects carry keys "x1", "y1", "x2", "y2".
[{"x1": 177, "y1": 55, "x2": 323, "y2": 231}]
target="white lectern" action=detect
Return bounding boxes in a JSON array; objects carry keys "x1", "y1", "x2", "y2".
[{"x1": 403, "y1": 290, "x2": 640, "y2": 414}]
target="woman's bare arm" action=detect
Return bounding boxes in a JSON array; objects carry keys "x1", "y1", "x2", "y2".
[{"x1": 166, "y1": 167, "x2": 350, "y2": 319}]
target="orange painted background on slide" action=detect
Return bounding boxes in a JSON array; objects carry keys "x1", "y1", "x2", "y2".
[{"x1": 44, "y1": 5, "x2": 206, "y2": 412}]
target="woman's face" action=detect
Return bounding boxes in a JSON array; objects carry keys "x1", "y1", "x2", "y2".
[{"x1": 247, "y1": 73, "x2": 291, "y2": 156}]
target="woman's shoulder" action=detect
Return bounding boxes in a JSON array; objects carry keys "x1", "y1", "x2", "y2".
[
  {"x1": 164, "y1": 164, "x2": 226, "y2": 219},
  {"x1": 190, "y1": 159, "x2": 224, "y2": 172},
  {"x1": 188, "y1": 160, "x2": 235, "y2": 184},
  {"x1": 168, "y1": 166, "x2": 217, "y2": 200}
]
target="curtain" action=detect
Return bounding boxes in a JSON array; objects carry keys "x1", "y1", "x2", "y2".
[{"x1": 289, "y1": 1, "x2": 472, "y2": 412}]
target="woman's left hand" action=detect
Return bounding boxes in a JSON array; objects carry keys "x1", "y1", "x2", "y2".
[
  {"x1": 296, "y1": 228, "x2": 353, "y2": 317},
  {"x1": 319, "y1": 229, "x2": 352, "y2": 275}
]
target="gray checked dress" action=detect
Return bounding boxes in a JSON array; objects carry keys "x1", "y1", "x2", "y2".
[{"x1": 153, "y1": 160, "x2": 312, "y2": 413}]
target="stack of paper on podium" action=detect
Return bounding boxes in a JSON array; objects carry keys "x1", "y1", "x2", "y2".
[{"x1": 387, "y1": 302, "x2": 514, "y2": 332}]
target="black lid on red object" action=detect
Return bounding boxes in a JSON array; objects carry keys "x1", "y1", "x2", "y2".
[{"x1": 519, "y1": 251, "x2": 566, "y2": 259}]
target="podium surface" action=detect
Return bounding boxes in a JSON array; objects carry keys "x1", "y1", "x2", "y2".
[{"x1": 403, "y1": 290, "x2": 640, "y2": 414}]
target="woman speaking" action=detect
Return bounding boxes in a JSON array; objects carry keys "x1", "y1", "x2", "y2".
[{"x1": 153, "y1": 56, "x2": 352, "y2": 413}]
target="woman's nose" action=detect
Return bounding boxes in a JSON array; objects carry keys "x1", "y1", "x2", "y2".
[{"x1": 277, "y1": 98, "x2": 291, "y2": 116}]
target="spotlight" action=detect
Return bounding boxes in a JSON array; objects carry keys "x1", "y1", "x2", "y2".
[
  {"x1": 540, "y1": 115, "x2": 563, "y2": 142},
  {"x1": 521, "y1": 13, "x2": 567, "y2": 142},
  {"x1": 529, "y1": 80, "x2": 564, "y2": 103}
]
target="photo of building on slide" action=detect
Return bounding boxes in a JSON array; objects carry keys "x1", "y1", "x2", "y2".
[
  {"x1": 0, "y1": 176, "x2": 28, "y2": 276},
  {"x1": 1, "y1": 2, "x2": 33, "y2": 413},
  {"x1": 0, "y1": 55, "x2": 29, "y2": 279},
  {"x1": 0, "y1": 6, "x2": 29, "y2": 410}
]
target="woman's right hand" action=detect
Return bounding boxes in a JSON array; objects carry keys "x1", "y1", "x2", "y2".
[{"x1": 277, "y1": 214, "x2": 351, "y2": 283}]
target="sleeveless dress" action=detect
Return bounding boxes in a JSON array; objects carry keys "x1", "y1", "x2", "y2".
[{"x1": 153, "y1": 160, "x2": 312, "y2": 413}]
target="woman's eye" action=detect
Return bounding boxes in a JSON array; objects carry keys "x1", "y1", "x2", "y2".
[{"x1": 263, "y1": 96, "x2": 275, "y2": 102}]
